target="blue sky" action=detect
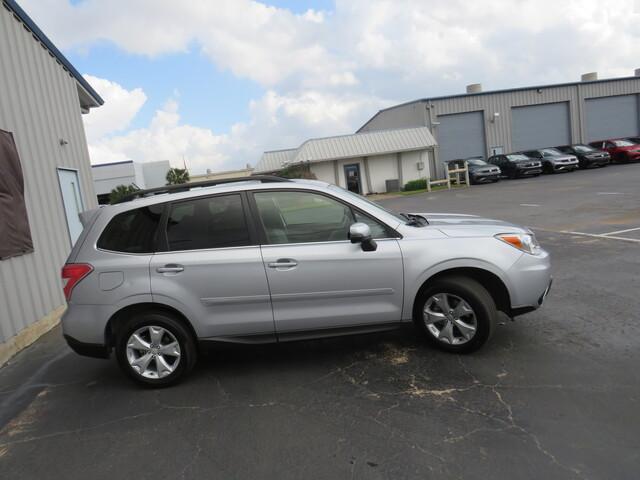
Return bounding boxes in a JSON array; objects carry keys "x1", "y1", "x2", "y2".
[{"x1": 20, "y1": 0, "x2": 640, "y2": 173}]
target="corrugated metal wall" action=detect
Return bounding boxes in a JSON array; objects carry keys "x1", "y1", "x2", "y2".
[
  {"x1": 361, "y1": 77, "x2": 640, "y2": 165},
  {"x1": 0, "y1": 5, "x2": 97, "y2": 343}
]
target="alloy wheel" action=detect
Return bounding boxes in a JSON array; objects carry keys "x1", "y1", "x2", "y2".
[
  {"x1": 125, "y1": 325, "x2": 181, "y2": 379},
  {"x1": 423, "y1": 293, "x2": 478, "y2": 345}
]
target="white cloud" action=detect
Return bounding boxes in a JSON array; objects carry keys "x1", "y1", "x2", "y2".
[
  {"x1": 83, "y1": 77, "x2": 388, "y2": 174},
  {"x1": 22, "y1": 0, "x2": 640, "y2": 171},
  {"x1": 81, "y1": 75, "x2": 147, "y2": 142}
]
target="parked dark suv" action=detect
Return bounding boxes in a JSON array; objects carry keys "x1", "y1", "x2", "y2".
[
  {"x1": 520, "y1": 148, "x2": 579, "y2": 174},
  {"x1": 446, "y1": 157, "x2": 501, "y2": 184},
  {"x1": 555, "y1": 144, "x2": 610, "y2": 169},
  {"x1": 487, "y1": 153, "x2": 542, "y2": 179}
]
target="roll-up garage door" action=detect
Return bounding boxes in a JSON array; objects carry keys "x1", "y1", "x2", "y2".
[
  {"x1": 585, "y1": 95, "x2": 639, "y2": 141},
  {"x1": 511, "y1": 102, "x2": 571, "y2": 151},
  {"x1": 436, "y1": 111, "x2": 487, "y2": 162}
]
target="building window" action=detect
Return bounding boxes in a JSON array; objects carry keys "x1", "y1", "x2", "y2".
[{"x1": 0, "y1": 130, "x2": 33, "y2": 260}]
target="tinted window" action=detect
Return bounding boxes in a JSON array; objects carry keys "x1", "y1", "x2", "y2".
[
  {"x1": 254, "y1": 191, "x2": 355, "y2": 244},
  {"x1": 166, "y1": 194, "x2": 250, "y2": 251},
  {"x1": 98, "y1": 205, "x2": 163, "y2": 253},
  {"x1": 506, "y1": 154, "x2": 530, "y2": 161}
]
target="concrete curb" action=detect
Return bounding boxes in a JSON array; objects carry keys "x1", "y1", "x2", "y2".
[{"x1": 0, "y1": 305, "x2": 66, "y2": 367}]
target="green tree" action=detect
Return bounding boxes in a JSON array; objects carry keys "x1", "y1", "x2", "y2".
[
  {"x1": 166, "y1": 167, "x2": 190, "y2": 185},
  {"x1": 109, "y1": 184, "x2": 139, "y2": 204}
]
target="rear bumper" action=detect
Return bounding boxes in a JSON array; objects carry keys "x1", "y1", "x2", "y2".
[{"x1": 64, "y1": 334, "x2": 110, "y2": 359}]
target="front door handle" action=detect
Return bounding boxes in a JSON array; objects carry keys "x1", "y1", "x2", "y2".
[
  {"x1": 156, "y1": 264, "x2": 184, "y2": 274},
  {"x1": 267, "y1": 259, "x2": 298, "y2": 269}
]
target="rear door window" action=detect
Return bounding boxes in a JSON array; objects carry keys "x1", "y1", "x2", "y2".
[
  {"x1": 98, "y1": 205, "x2": 164, "y2": 253},
  {"x1": 166, "y1": 194, "x2": 250, "y2": 251}
]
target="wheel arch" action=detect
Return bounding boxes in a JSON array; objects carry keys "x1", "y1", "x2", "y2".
[
  {"x1": 105, "y1": 302, "x2": 198, "y2": 348},
  {"x1": 412, "y1": 267, "x2": 512, "y2": 321}
]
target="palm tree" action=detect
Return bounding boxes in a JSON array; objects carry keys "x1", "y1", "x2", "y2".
[
  {"x1": 109, "y1": 184, "x2": 139, "y2": 204},
  {"x1": 166, "y1": 168, "x2": 190, "y2": 185}
]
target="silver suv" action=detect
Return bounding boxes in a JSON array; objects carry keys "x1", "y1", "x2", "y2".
[{"x1": 61, "y1": 176, "x2": 552, "y2": 386}]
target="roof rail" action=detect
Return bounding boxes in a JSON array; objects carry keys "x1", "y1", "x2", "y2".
[{"x1": 114, "y1": 175, "x2": 290, "y2": 204}]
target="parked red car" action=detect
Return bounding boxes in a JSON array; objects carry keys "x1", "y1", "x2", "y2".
[{"x1": 588, "y1": 138, "x2": 640, "y2": 163}]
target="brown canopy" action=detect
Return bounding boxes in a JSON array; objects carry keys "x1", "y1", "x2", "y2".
[{"x1": 0, "y1": 129, "x2": 33, "y2": 260}]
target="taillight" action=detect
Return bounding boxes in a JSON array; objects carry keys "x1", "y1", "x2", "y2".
[{"x1": 61, "y1": 263, "x2": 93, "y2": 301}]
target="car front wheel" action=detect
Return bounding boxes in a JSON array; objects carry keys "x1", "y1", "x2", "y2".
[
  {"x1": 115, "y1": 311, "x2": 197, "y2": 387},
  {"x1": 415, "y1": 276, "x2": 497, "y2": 353}
]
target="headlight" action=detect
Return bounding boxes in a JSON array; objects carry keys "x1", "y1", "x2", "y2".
[{"x1": 495, "y1": 232, "x2": 541, "y2": 255}]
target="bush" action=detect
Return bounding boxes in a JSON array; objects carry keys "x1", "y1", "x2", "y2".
[
  {"x1": 278, "y1": 164, "x2": 317, "y2": 179},
  {"x1": 403, "y1": 178, "x2": 427, "y2": 191}
]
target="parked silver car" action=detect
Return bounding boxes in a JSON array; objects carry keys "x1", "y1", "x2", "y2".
[
  {"x1": 520, "y1": 148, "x2": 579, "y2": 173},
  {"x1": 61, "y1": 176, "x2": 552, "y2": 386}
]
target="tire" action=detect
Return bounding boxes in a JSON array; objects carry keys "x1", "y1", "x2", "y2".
[
  {"x1": 115, "y1": 311, "x2": 197, "y2": 387},
  {"x1": 414, "y1": 276, "x2": 497, "y2": 353}
]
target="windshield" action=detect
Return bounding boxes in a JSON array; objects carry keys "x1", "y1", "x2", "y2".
[
  {"x1": 466, "y1": 159, "x2": 487, "y2": 166},
  {"x1": 540, "y1": 148, "x2": 562, "y2": 156},
  {"x1": 573, "y1": 144, "x2": 595, "y2": 153},
  {"x1": 328, "y1": 185, "x2": 406, "y2": 223},
  {"x1": 612, "y1": 139, "x2": 635, "y2": 147},
  {"x1": 506, "y1": 154, "x2": 530, "y2": 161}
]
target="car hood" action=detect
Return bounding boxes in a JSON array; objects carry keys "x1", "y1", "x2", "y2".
[
  {"x1": 613, "y1": 145, "x2": 640, "y2": 152},
  {"x1": 410, "y1": 213, "x2": 528, "y2": 237}
]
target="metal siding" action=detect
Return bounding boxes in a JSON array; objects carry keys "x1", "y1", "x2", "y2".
[
  {"x1": 0, "y1": 6, "x2": 97, "y2": 344},
  {"x1": 293, "y1": 127, "x2": 436, "y2": 163},
  {"x1": 585, "y1": 95, "x2": 639, "y2": 141},
  {"x1": 511, "y1": 102, "x2": 571, "y2": 151},
  {"x1": 364, "y1": 77, "x2": 640, "y2": 155},
  {"x1": 436, "y1": 111, "x2": 486, "y2": 163}
]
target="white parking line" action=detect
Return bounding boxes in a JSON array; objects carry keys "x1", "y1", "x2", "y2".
[
  {"x1": 560, "y1": 230, "x2": 640, "y2": 243},
  {"x1": 597, "y1": 192, "x2": 625, "y2": 195},
  {"x1": 520, "y1": 203, "x2": 540, "y2": 207},
  {"x1": 601, "y1": 226, "x2": 640, "y2": 236}
]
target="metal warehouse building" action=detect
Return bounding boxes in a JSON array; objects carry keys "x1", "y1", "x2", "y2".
[
  {"x1": 0, "y1": 0, "x2": 102, "y2": 363},
  {"x1": 255, "y1": 126, "x2": 437, "y2": 195},
  {"x1": 359, "y1": 72, "x2": 640, "y2": 179}
]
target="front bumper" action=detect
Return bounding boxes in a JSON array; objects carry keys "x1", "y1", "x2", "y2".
[
  {"x1": 516, "y1": 168, "x2": 542, "y2": 176},
  {"x1": 582, "y1": 156, "x2": 610, "y2": 167},
  {"x1": 471, "y1": 173, "x2": 500, "y2": 183},
  {"x1": 552, "y1": 162, "x2": 579, "y2": 172},
  {"x1": 505, "y1": 248, "x2": 552, "y2": 315}
]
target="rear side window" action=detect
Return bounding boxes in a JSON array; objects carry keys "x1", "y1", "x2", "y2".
[
  {"x1": 98, "y1": 205, "x2": 164, "y2": 253},
  {"x1": 166, "y1": 194, "x2": 250, "y2": 251}
]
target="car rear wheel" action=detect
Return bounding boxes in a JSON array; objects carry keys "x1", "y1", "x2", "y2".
[
  {"x1": 415, "y1": 276, "x2": 497, "y2": 353},
  {"x1": 115, "y1": 311, "x2": 197, "y2": 387}
]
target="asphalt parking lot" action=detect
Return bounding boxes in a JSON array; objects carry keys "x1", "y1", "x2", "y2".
[{"x1": 1, "y1": 163, "x2": 639, "y2": 479}]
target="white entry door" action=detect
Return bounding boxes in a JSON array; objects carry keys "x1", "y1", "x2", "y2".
[{"x1": 57, "y1": 168, "x2": 84, "y2": 245}]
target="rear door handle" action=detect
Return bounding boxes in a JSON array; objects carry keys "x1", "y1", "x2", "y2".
[
  {"x1": 156, "y1": 264, "x2": 184, "y2": 274},
  {"x1": 268, "y1": 259, "x2": 298, "y2": 269}
]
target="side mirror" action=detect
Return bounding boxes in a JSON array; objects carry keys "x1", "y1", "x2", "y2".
[{"x1": 349, "y1": 222, "x2": 377, "y2": 252}]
